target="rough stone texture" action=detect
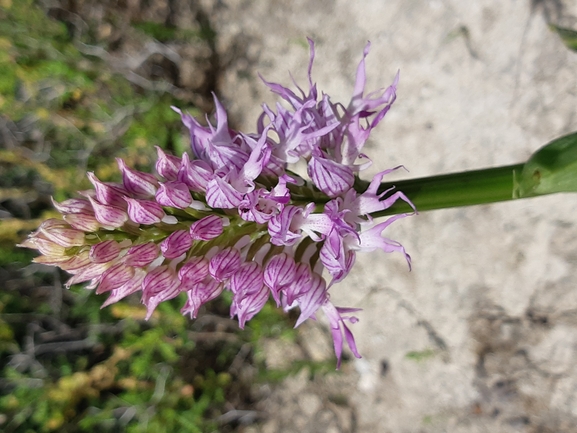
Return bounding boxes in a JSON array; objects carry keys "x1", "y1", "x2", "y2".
[{"x1": 207, "y1": 0, "x2": 577, "y2": 432}]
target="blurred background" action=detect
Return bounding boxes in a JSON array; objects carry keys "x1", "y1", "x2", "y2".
[{"x1": 1, "y1": 1, "x2": 577, "y2": 432}]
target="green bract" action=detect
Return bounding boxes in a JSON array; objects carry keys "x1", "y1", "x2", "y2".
[{"x1": 514, "y1": 132, "x2": 577, "y2": 198}]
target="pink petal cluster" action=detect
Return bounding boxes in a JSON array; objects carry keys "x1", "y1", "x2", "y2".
[{"x1": 21, "y1": 40, "x2": 414, "y2": 368}]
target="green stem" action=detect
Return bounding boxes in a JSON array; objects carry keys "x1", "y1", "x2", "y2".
[
  {"x1": 363, "y1": 131, "x2": 577, "y2": 217},
  {"x1": 365, "y1": 164, "x2": 525, "y2": 217}
]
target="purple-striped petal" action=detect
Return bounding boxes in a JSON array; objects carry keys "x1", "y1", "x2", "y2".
[
  {"x1": 39, "y1": 222, "x2": 85, "y2": 247},
  {"x1": 155, "y1": 181, "x2": 192, "y2": 209},
  {"x1": 319, "y1": 229, "x2": 356, "y2": 283},
  {"x1": 33, "y1": 253, "x2": 76, "y2": 266},
  {"x1": 96, "y1": 263, "x2": 135, "y2": 294},
  {"x1": 233, "y1": 130, "x2": 271, "y2": 192},
  {"x1": 123, "y1": 242, "x2": 160, "y2": 267},
  {"x1": 322, "y1": 301, "x2": 362, "y2": 369},
  {"x1": 229, "y1": 262, "x2": 264, "y2": 296},
  {"x1": 37, "y1": 219, "x2": 67, "y2": 230},
  {"x1": 51, "y1": 197, "x2": 92, "y2": 215},
  {"x1": 101, "y1": 268, "x2": 146, "y2": 308},
  {"x1": 58, "y1": 251, "x2": 92, "y2": 272},
  {"x1": 141, "y1": 265, "x2": 181, "y2": 319},
  {"x1": 264, "y1": 253, "x2": 297, "y2": 306},
  {"x1": 64, "y1": 262, "x2": 111, "y2": 288},
  {"x1": 160, "y1": 230, "x2": 192, "y2": 259},
  {"x1": 177, "y1": 152, "x2": 213, "y2": 192},
  {"x1": 117, "y1": 158, "x2": 159, "y2": 197},
  {"x1": 155, "y1": 146, "x2": 181, "y2": 181},
  {"x1": 181, "y1": 277, "x2": 223, "y2": 319},
  {"x1": 24, "y1": 236, "x2": 66, "y2": 257},
  {"x1": 175, "y1": 98, "x2": 249, "y2": 171},
  {"x1": 178, "y1": 256, "x2": 210, "y2": 286},
  {"x1": 90, "y1": 240, "x2": 121, "y2": 263},
  {"x1": 268, "y1": 205, "x2": 302, "y2": 246},
  {"x1": 88, "y1": 196, "x2": 128, "y2": 228},
  {"x1": 87, "y1": 172, "x2": 128, "y2": 209},
  {"x1": 208, "y1": 247, "x2": 241, "y2": 282},
  {"x1": 124, "y1": 197, "x2": 165, "y2": 225},
  {"x1": 356, "y1": 215, "x2": 412, "y2": 269},
  {"x1": 189, "y1": 215, "x2": 224, "y2": 240},
  {"x1": 294, "y1": 273, "x2": 328, "y2": 327},
  {"x1": 285, "y1": 263, "x2": 312, "y2": 306},
  {"x1": 320, "y1": 245, "x2": 355, "y2": 283},
  {"x1": 231, "y1": 282, "x2": 269, "y2": 329},
  {"x1": 64, "y1": 213, "x2": 101, "y2": 232},
  {"x1": 308, "y1": 150, "x2": 354, "y2": 198},
  {"x1": 205, "y1": 176, "x2": 243, "y2": 209}
]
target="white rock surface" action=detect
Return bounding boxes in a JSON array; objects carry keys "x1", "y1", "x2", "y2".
[{"x1": 210, "y1": 0, "x2": 577, "y2": 431}]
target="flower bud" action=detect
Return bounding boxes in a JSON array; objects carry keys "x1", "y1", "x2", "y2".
[
  {"x1": 155, "y1": 146, "x2": 182, "y2": 180},
  {"x1": 181, "y1": 277, "x2": 223, "y2": 319},
  {"x1": 141, "y1": 266, "x2": 181, "y2": 319},
  {"x1": 39, "y1": 220, "x2": 85, "y2": 247},
  {"x1": 117, "y1": 158, "x2": 158, "y2": 197},
  {"x1": 264, "y1": 253, "x2": 297, "y2": 306},
  {"x1": 178, "y1": 256, "x2": 210, "y2": 287},
  {"x1": 64, "y1": 213, "x2": 101, "y2": 232},
  {"x1": 96, "y1": 264, "x2": 135, "y2": 294},
  {"x1": 123, "y1": 242, "x2": 160, "y2": 267},
  {"x1": 51, "y1": 197, "x2": 92, "y2": 214},
  {"x1": 124, "y1": 197, "x2": 165, "y2": 225},
  {"x1": 189, "y1": 215, "x2": 224, "y2": 240},
  {"x1": 88, "y1": 196, "x2": 128, "y2": 228},
  {"x1": 155, "y1": 181, "x2": 192, "y2": 209},
  {"x1": 90, "y1": 240, "x2": 121, "y2": 263},
  {"x1": 209, "y1": 247, "x2": 241, "y2": 282},
  {"x1": 178, "y1": 152, "x2": 213, "y2": 191},
  {"x1": 87, "y1": 172, "x2": 128, "y2": 209},
  {"x1": 160, "y1": 230, "x2": 192, "y2": 259}
]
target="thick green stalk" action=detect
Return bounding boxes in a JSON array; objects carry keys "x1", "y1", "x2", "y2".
[
  {"x1": 365, "y1": 164, "x2": 525, "y2": 217},
  {"x1": 361, "y1": 131, "x2": 577, "y2": 217}
]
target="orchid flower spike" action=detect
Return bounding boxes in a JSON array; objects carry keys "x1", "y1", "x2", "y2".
[{"x1": 21, "y1": 40, "x2": 414, "y2": 369}]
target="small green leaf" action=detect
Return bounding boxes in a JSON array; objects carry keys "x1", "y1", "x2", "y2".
[
  {"x1": 550, "y1": 24, "x2": 577, "y2": 52},
  {"x1": 405, "y1": 348, "x2": 436, "y2": 362}
]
